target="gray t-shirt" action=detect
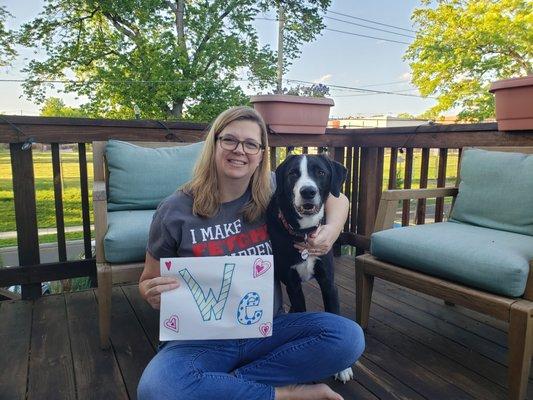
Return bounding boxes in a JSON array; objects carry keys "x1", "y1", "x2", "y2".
[{"x1": 147, "y1": 188, "x2": 283, "y2": 316}]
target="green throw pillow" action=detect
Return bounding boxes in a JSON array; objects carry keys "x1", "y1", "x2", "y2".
[
  {"x1": 106, "y1": 140, "x2": 204, "y2": 211},
  {"x1": 450, "y1": 148, "x2": 533, "y2": 236}
]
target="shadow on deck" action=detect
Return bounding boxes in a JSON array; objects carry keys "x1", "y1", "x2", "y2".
[{"x1": 1, "y1": 256, "x2": 531, "y2": 400}]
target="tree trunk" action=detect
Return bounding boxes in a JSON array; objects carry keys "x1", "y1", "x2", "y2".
[
  {"x1": 176, "y1": 0, "x2": 185, "y2": 47},
  {"x1": 170, "y1": 100, "x2": 184, "y2": 119}
]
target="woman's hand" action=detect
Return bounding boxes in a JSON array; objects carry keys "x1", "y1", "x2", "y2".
[
  {"x1": 293, "y1": 193, "x2": 348, "y2": 257},
  {"x1": 140, "y1": 252, "x2": 180, "y2": 310},
  {"x1": 293, "y1": 224, "x2": 340, "y2": 256},
  {"x1": 139, "y1": 276, "x2": 180, "y2": 310}
]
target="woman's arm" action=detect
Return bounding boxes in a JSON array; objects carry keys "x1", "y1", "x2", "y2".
[
  {"x1": 294, "y1": 193, "x2": 349, "y2": 255},
  {"x1": 139, "y1": 252, "x2": 180, "y2": 310}
]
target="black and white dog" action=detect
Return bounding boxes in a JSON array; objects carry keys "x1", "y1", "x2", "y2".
[{"x1": 267, "y1": 154, "x2": 353, "y2": 382}]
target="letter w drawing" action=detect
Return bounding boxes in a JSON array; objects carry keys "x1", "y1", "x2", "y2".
[{"x1": 179, "y1": 263, "x2": 235, "y2": 321}]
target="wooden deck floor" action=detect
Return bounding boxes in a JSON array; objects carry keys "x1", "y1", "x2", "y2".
[{"x1": 1, "y1": 256, "x2": 531, "y2": 400}]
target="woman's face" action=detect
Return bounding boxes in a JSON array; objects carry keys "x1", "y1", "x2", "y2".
[{"x1": 215, "y1": 119, "x2": 263, "y2": 186}]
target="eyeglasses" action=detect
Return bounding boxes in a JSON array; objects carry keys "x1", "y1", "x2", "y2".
[{"x1": 217, "y1": 135, "x2": 265, "y2": 155}]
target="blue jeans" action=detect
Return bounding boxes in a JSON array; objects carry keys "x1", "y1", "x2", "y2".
[{"x1": 137, "y1": 312, "x2": 365, "y2": 400}]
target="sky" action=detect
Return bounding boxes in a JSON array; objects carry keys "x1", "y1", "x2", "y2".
[{"x1": 0, "y1": 0, "x2": 436, "y2": 118}]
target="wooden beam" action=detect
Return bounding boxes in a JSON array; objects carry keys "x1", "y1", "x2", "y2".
[
  {"x1": 401, "y1": 148, "x2": 413, "y2": 226},
  {"x1": 381, "y1": 187, "x2": 459, "y2": 201},
  {"x1": 435, "y1": 148, "x2": 448, "y2": 222},
  {"x1": 358, "y1": 254, "x2": 515, "y2": 321},
  {"x1": 416, "y1": 148, "x2": 430, "y2": 225},
  {"x1": 357, "y1": 148, "x2": 382, "y2": 244},
  {"x1": 0, "y1": 259, "x2": 95, "y2": 287},
  {"x1": 2, "y1": 116, "x2": 533, "y2": 148},
  {"x1": 78, "y1": 143, "x2": 92, "y2": 259},
  {"x1": 51, "y1": 143, "x2": 67, "y2": 262},
  {"x1": 10, "y1": 143, "x2": 41, "y2": 299}
]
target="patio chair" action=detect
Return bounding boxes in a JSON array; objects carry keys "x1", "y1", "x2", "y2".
[
  {"x1": 93, "y1": 139, "x2": 204, "y2": 349},
  {"x1": 355, "y1": 147, "x2": 533, "y2": 400}
]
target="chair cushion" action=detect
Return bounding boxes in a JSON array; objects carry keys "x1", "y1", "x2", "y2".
[
  {"x1": 104, "y1": 210, "x2": 156, "y2": 263},
  {"x1": 106, "y1": 140, "x2": 204, "y2": 211},
  {"x1": 450, "y1": 148, "x2": 533, "y2": 236},
  {"x1": 371, "y1": 221, "x2": 533, "y2": 297}
]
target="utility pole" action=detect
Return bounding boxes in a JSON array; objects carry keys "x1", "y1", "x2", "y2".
[{"x1": 276, "y1": 2, "x2": 285, "y2": 94}]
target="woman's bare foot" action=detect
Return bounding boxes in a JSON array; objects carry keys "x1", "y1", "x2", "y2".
[{"x1": 275, "y1": 383, "x2": 343, "y2": 400}]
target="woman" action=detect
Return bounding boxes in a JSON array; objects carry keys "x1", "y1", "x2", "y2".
[{"x1": 137, "y1": 106, "x2": 365, "y2": 400}]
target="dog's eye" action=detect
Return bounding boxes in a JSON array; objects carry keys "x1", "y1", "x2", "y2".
[
  {"x1": 288, "y1": 169, "x2": 299, "y2": 176},
  {"x1": 317, "y1": 169, "x2": 326, "y2": 176}
]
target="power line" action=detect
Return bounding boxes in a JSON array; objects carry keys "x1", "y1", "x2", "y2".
[
  {"x1": 0, "y1": 77, "x2": 428, "y2": 98},
  {"x1": 256, "y1": 17, "x2": 411, "y2": 45},
  {"x1": 323, "y1": 27, "x2": 410, "y2": 45},
  {"x1": 327, "y1": 10, "x2": 417, "y2": 33},
  {"x1": 334, "y1": 88, "x2": 419, "y2": 97},
  {"x1": 325, "y1": 80, "x2": 411, "y2": 92},
  {"x1": 359, "y1": 80, "x2": 411, "y2": 88},
  {"x1": 323, "y1": 15, "x2": 415, "y2": 39}
]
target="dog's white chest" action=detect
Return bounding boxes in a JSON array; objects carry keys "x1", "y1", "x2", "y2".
[{"x1": 292, "y1": 256, "x2": 318, "y2": 282}]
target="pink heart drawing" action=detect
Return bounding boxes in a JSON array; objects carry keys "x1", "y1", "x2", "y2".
[
  {"x1": 253, "y1": 258, "x2": 271, "y2": 278},
  {"x1": 165, "y1": 261, "x2": 172, "y2": 271},
  {"x1": 259, "y1": 322, "x2": 272, "y2": 337},
  {"x1": 164, "y1": 315, "x2": 179, "y2": 333}
]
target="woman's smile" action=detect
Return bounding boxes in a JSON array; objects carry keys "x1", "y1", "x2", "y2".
[{"x1": 226, "y1": 157, "x2": 247, "y2": 166}]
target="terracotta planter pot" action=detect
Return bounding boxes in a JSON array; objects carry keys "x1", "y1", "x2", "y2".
[
  {"x1": 489, "y1": 76, "x2": 533, "y2": 131},
  {"x1": 250, "y1": 94, "x2": 334, "y2": 134}
]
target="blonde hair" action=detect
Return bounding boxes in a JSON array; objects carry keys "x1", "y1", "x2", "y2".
[{"x1": 182, "y1": 106, "x2": 271, "y2": 222}]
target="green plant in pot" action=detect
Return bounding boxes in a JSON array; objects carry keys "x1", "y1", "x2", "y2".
[{"x1": 284, "y1": 83, "x2": 330, "y2": 97}]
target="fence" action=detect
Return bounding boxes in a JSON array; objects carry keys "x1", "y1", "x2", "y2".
[{"x1": 1, "y1": 115, "x2": 532, "y2": 299}]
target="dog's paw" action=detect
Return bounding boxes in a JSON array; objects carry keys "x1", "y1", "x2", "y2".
[{"x1": 334, "y1": 367, "x2": 353, "y2": 383}]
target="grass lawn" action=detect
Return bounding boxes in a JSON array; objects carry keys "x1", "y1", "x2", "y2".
[
  {"x1": 0, "y1": 230, "x2": 92, "y2": 248},
  {"x1": 378, "y1": 149, "x2": 459, "y2": 189},
  {"x1": 0, "y1": 146, "x2": 94, "y2": 235}
]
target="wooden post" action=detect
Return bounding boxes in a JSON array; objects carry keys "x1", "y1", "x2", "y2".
[
  {"x1": 416, "y1": 148, "x2": 430, "y2": 224},
  {"x1": 401, "y1": 148, "x2": 413, "y2": 226},
  {"x1": 357, "y1": 147, "x2": 382, "y2": 255},
  {"x1": 333, "y1": 147, "x2": 345, "y2": 257},
  {"x1": 388, "y1": 148, "x2": 398, "y2": 189},
  {"x1": 435, "y1": 148, "x2": 448, "y2": 222},
  {"x1": 78, "y1": 143, "x2": 92, "y2": 259},
  {"x1": 10, "y1": 143, "x2": 41, "y2": 299}
]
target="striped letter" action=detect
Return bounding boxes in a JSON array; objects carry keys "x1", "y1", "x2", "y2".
[{"x1": 179, "y1": 263, "x2": 235, "y2": 321}]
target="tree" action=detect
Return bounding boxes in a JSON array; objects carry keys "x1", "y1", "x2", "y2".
[
  {"x1": 405, "y1": 0, "x2": 532, "y2": 121},
  {"x1": 40, "y1": 97, "x2": 88, "y2": 117},
  {"x1": 0, "y1": 6, "x2": 16, "y2": 67},
  {"x1": 19, "y1": 0, "x2": 330, "y2": 121},
  {"x1": 396, "y1": 112, "x2": 415, "y2": 119}
]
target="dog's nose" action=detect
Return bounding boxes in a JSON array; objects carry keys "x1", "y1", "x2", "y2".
[{"x1": 300, "y1": 186, "x2": 317, "y2": 199}]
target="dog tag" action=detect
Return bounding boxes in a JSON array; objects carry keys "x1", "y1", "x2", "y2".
[{"x1": 300, "y1": 249, "x2": 309, "y2": 260}]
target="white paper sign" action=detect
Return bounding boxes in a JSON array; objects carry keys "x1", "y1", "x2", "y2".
[{"x1": 160, "y1": 255, "x2": 274, "y2": 341}]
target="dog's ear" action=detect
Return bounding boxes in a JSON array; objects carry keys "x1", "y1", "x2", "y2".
[
  {"x1": 273, "y1": 155, "x2": 294, "y2": 198},
  {"x1": 321, "y1": 155, "x2": 347, "y2": 197}
]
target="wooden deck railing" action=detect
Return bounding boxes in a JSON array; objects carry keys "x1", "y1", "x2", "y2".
[{"x1": 1, "y1": 115, "x2": 532, "y2": 299}]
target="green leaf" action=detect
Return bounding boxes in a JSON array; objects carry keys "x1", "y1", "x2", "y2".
[
  {"x1": 18, "y1": 0, "x2": 330, "y2": 121},
  {"x1": 405, "y1": 0, "x2": 532, "y2": 121}
]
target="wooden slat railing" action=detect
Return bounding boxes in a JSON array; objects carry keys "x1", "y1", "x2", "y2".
[
  {"x1": 435, "y1": 148, "x2": 448, "y2": 222},
  {"x1": 416, "y1": 148, "x2": 430, "y2": 225},
  {"x1": 9, "y1": 142, "x2": 41, "y2": 299},
  {"x1": 1, "y1": 116, "x2": 533, "y2": 299}
]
